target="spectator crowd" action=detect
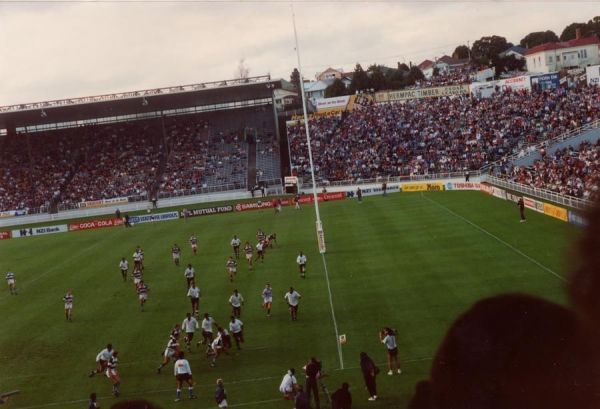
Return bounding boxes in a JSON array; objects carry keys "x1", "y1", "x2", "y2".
[
  {"x1": 289, "y1": 86, "x2": 599, "y2": 185},
  {"x1": 510, "y1": 140, "x2": 600, "y2": 200}
]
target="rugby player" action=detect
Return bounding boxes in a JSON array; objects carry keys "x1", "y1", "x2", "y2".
[
  {"x1": 136, "y1": 280, "x2": 149, "y2": 312},
  {"x1": 284, "y1": 287, "x2": 302, "y2": 321},
  {"x1": 184, "y1": 264, "x2": 196, "y2": 288},
  {"x1": 226, "y1": 257, "x2": 237, "y2": 282},
  {"x1": 229, "y1": 289, "x2": 244, "y2": 318},
  {"x1": 262, "y1": 283, "x2": 273, "y2": 317},
  {"x1": 187, "y1": 281, "x2": 200, "y2": 316},
  {"x1": 243, "y1": 241, "x2": 254, "y2": 269},
  {"x1": 5, "y1": 271, "x2": 17, "y2": 295},
  {"x1": 229, "y1": 316, "x2": 244, "y2": 350},
  {"x1": 89, "y1": 344, "x2": 113, "y2": 377},
  {"x1": 174, "y1": 352, "x2": 196, "y2": 402},
  {"x1": 106, "y1": 351, "x2": 121, "y2": 397},
  {"x1": 157, "y1": 335, "x2": 179, "y2": 374},
  {"x1": 189, "y1": 234, "x2": 198, "y2": 255},
  {"x1": 63, "y1": 290, "x2": 73, "y2": 321},
  {"x1": 172, "y1": 244, "x2": 182, "y2": 266},
  {"x1": 182, "y1": 313, "x2": 199, "y2": 352},
  {"x1": 296, "y1": 252, "x2": 307, "y2": 278},
  {"x1": 230, "y1": 235, "x2": 241, "y2": 259},
  {"x1": 197, "y1": 313, "x2": 216, "y2": 346},
  {"x1": 119, "y1": 257, "x2": 128, "y2": 282}
]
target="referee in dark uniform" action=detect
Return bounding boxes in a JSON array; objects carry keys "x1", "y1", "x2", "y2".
[{"x1": 304, "y1": 357, "x2": 321, "y2": 409}]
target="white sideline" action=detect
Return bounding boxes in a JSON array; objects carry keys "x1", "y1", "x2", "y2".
[
  {"x1": 320, "y1": 253, "x2": 345, "y2": 370},
  {"x1": 12, "y1": 357, "x2": 433, "y2": 409},
  {"x1": 423, "y1": 194, "x2": 565, "y2": 282}
]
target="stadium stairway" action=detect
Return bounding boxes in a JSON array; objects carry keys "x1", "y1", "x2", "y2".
[
  {"x1": 247, "y1": 131, "x2": 257, "y2": 187},
  {"x1": 512, "y1": 126, "x2": 600, "y2": 168}
]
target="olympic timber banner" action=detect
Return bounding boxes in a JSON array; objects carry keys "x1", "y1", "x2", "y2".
[{"x1": 375, "y1": 84, "x2": 470, "y2": 103}]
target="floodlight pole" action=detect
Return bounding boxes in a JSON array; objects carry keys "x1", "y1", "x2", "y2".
[{"x1": 291, "y1": 2, "x2": 326, "y2": 254}]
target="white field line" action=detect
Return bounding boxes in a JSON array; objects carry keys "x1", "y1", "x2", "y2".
[
  {"x1": 12, "y1": 357, "x2": 433, "y2": 409},
  {"x1": 423, "y1": 194, "x2": 565, "y2": 282},
  {"x1": 320, "y1": 252, "x2": 344, "y2": 370}
]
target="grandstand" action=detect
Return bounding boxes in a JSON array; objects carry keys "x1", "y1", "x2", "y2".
[{"x1": 0, "y1": 76, "x2": 290, "y2": 214}]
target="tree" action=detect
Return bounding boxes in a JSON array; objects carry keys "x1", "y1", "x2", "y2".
[
  {"x1": 471, "y1": 35, "x2": 510, "y2": 64},
  {"x1": 560, "y1": 22, "x2": 590, "y2": 41},
  {"x1": 432, "y1": 67, "x2": 440, "y2": 77},
  {"x1": 349, "y1": 63, "x2": 369, "y2": 94},
  {"x1": 397, "y1": 62, "x2": 410, "y2": 73},
  {"x1": 324, "y1": 78, "x2": 348, "y2": 98},
  {"x1": 560, "y1": 16, "x2": 600, "y2": 40},
  {"x1": 406, "y1": 66, "x2": 425, "y2": 86},
  {"x1": 290, "y1": 68, "x2": 301, "y2": 90},
  {"x1": 453, "y1": 45, "x2": 470, "y2": 60},
  {"x1": 236, "y1": 58, "x2": 250, "y2": 81},
  {"x1": 492, "y1": 55, "x2": 525, "y2": 76},
  {"x1": 519, "y1": 30, "x2": 559, "y2": 48},
  {"x1": 367, "y1": 64, "x2": 388, "y2": 91}
]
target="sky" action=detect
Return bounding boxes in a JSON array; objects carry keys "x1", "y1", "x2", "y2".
[{"x1": 0, "y1": 0, "x2": 598, "y2": 105}]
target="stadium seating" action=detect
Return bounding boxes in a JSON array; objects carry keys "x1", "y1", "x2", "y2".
[
  {"x1": 509, "y1": 140, "x2": 600, "y2": 199},
  {"x1": 288, "y1": 87, "x2": 600, "y2": 184}
]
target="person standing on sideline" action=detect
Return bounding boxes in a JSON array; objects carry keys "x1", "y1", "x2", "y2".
[
  {"x1": 296, "y1": 252, "x2": 307, "y2": 278},
  {"x1": 279, "y1": 368, "x2": 298, "y2": 400},
  {"x1": 331, "y1": 382, "x2": 352, "y2": 409},
  {"x1": 262, "y1": 283, "x2": 273, "y2": 317},
  {"x1": 382, "y1": 182, "x2": 387, "y2": 197},
  {"x1": 294, "y1": 193, "x2": 301, "y2": 209},
  {"x1": 295, "y1": 385, "x2": 310, "y2": 409},
  {"x1": 360, "y1": 352, "x2": 378, "y2": 401},
  {"x1": 173, "y1": 352, "x2": 196, "y2": 402},
  {"x1": 182, "y1": 313, "x2": 199, "y2": 352},
  {"x1": 380, "y1": 328, "x2": 401, "y2": 375},
  {"x1": 5, "y1": 270, "x2": 17, "y2": 295},
  {"x1": 119, "y1": 258, "x2": 128, "y2": 282},
  {"x1": 518, "y1": 197, "x2": 526, "y2": 223},
  {"x1": 303, "y1": 357, "x2": 322, "y2": 409},
  {"x1": 465, "y1": 171, "x2": 470, "y2": 182},
  {"x1": 229, "y1": 289, "x2": 244, "y2": 318},
  {"x1": 215, "y1": 378, "x2": 228, "y2": 409},
  {"x1": 63, "y1": 290, "x2": 74, "y2": 322},
  {"x1": 357, "y1": 187, "x2": 363, "y2": 203},
  {"x1": 284, "y1": 287, "x2": 301, "y2": 321},
  {"x1": 187, "y1": 281, "x2": 200, "y2": 316}
]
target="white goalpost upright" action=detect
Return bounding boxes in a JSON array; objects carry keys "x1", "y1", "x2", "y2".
[
  {"x1": 290, "y1": 1, "x2": 344, "y2": 370},
  {"x1": 290, "y1": 1, "x2": 326, "y2": 255}
]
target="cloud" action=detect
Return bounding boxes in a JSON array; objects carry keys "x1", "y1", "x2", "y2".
[{"x1": 0, "y1": 1, "x2": 598, "y2": 105}]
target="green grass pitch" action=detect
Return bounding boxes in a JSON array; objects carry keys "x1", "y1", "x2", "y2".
[{"x1": 0, "y1": 191, "x2": 578, "y2": 409}]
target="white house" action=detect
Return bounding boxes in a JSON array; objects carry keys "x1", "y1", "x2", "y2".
[
  {"x1": 417, "y1": 60, "x2": 435, "y2": 79},
  {"x1": 303, "y1": 80, "x2": 334, "y2": 104},
  {"x1": 525, "y1": 30, "x2": 600, "y2": 73},
  {"x1": 499, "y1": 45, "x2": 527, "y2": 60}
]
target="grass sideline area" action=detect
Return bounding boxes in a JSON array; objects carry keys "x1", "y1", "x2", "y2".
[{"x1": 0, "y1": 191, "x2": 577, "y2": 409}]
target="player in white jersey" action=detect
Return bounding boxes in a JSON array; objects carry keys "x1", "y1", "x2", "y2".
[
  {"x1": 225, "y1": 257, "x2": 237, "y2": 282},
  {"x1": 187, "y1": 281, "x2": 200, "y2": 316},
  {"x1": 197, "y1": 313, "x2": 216, "y2": 346},
  {"x1": 182, "y1": 312, "x2": 199, "y2": 352},
  {"x1": 229, "y1": 316, "x2": 244, "y2": 349},
  {"x1": 106, "y1": 351, "x2": 121, "y2": 397},
  {"x1": 184, "y1": 264, "x2": 196, "y2": 288},
  {"x1": 189, "y1": 234, "x2": 198, "y2": 255},
  {"x1": 228, "y1": 289, "x2": 244, "y2": 318},
  {"x1": 174, "y1": 352, "x2": 196, "y2": 401},
  {"x1": 296, "y1": 252, "x2": 307, "y2": 278},
  {"x1": 89, "y1": 343, "x2": 113, "y2": 377},
  {"x1": 172, "y1": 244, "x2": 182, "y2": 266},
  {"x1": 133, "y1": 249, "x2": 143, "y2": 271},
  {"x1": 5, "y1": 271, "x2": 17, "y2": 295},
  {"x1": 231, "y1": 235, "x2": 241, "y2": 259},
  {"x1": 157, "y1": 335, "x2": 179, "y2": 374},
  {"x1": 255, "y1": 241, "x2": 265, "y2": 263},
  {"x1": 261, "y1": 283, "x2": 273, "y2": 317},
  {"x1": 380, "y1": 327, "x2": 402, "y2": 375},
  {"x1": 284, "y1": 287, "x2": 302, "y2": 321},
  {"x1": 63, "y1": 290, "x2": 74, "y2": 321},
  {"x1": 119, "y1": 258, "x2": 128, "y2": 282}
]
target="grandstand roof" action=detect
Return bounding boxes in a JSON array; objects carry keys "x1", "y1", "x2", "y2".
[{"x1": 0, "y1": 76, "x2": 289, "y2": 130}]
